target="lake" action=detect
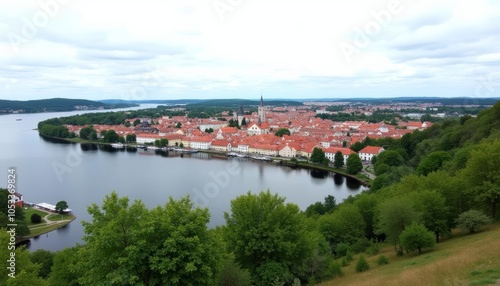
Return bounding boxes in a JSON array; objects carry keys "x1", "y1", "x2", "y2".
[{"x1": 0, "y1": 105, "x2": 365, "y2": 252}]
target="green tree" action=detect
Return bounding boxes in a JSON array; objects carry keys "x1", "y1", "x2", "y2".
[
  {"x1": 376, "y1": 197, "x2": 420, "y2": 246},
  {"x1": 49, "y1": 246, "x2": 83, "y2": 286},
  {"x1": 80, "y1": 192, "x2": 222, "y2": 286},
  {"x1": 310, "y1": 148, "x2": 326, "y2": 164},
  {"x1": 205, "y1": 128, "x2": 214, "y2": 133},
  {"x1": 455, "y1": 210, "x2": 491, "y2": 234},
  {"x1": 31, "y1": 213, "x2": 42, "y2": 224},
  {"x1": 333, "y1": 151, "x2": 344, "y2": 168},
  {"x1": 55, "y1": 201, "x2": 68, "y2": 214},
  {"x1": 125, "y1": 133, "x2": 136, "y2": 143},
  {"x1": 416, "y1": 151, "x2": 452, "y2": 176},
  {"x1": 346, "y1": 154, "x2": 363, "y2": 174},
  {"x1": 133, "y1": 119, "x2": 141, "y2": 126},
  {"x1": 223, "y1": 190, "x2": 307, "y2": 273},
  {"x1": 30, "y1": 249, "x2": 54, "y2": 279},
  {"x1": 0, "y1": 230, "x2": 48, "y2": 286},
  {"x1": 411, "y1": 190, "x2": 449, "y2": 242},
  {"x1": 218, "y1": 258, "x2": 252, "y2": 286},
  {"x1": 399, "y1": 223, "x2": 435, "y2": 254},
  {"x1": 461, "y1": 140, "x2": 500, "y2": 218},
  {"x1": 375, "y1": 150, "x2": 404, "y2": 167},
  {"x1": 275, "y1": 128, "x2": 291, "y2": 137},
  {"x1": 103, "y1": 130, "x2": 119, "y2": 143},
  {"x1": 175, "y1": 122, "x2": 182, "y2": 128},
  {"x1": 319, "y1": 204, "x2": 366, "y2": 250},
  {"x1": 241, "y1": 117, "x2": 247, "y2": 126}
]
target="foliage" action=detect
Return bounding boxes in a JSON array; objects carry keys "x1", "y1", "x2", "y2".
[
  {"x1": 275, "y1": 128, "x2": 291, "y2": 137},
  {"x1": 310, "y1": 148, "x2": 327, "y2": 164},
  {"x1": 376, "y1": 255, "x2": 389, "y2": 265},
  {"x1": 55, "y1": 201, "x2": 68, "y2": 214},
  {"x1": 223, "y1": 190, "x2": 308, "y2": 275},
  {"x1": 0, "y1": 230, "x2": 48, "y2": 285},
  {"x1": 254, "y1": 261, "x2": 292, "y2": 286},
  {"x1": 355, "y1": 255, "x2": 370, "y2": 272},
  {"x1": 217, "y1": 259, "x2": 252, "y2": 286},
  {"x1": 399, "y1": 223, "x2": 436, "y2": 254},
  {"x1": 30, "y1": 249, "x2": 54, "y2": 279},
  {"x1": 125, "y1": 133, "x2": 136, "y2": 143},
  {"x1": 461, "y1": 140, "x2": 500, "y2": 218},
  {"x1": 0, "y1": 98, "x2": 132, "y2": 114},
  {"x1": 333, "y1": 151, "x2": 344, "y2": 168},
  {"x1": 411, "y1": 190, "x2": 449, "y2": 242},
  {"x1": 79, "y1": 126, "x2": 97, "y2": 141},
  {"x1": 346, "y1": 154, "x2": 363, "y2": 174},
  {"x1": 31, "y1": 213, "x2": 42, "y2": 224},
  {"x1": 39, "y1": 124, "x2": 70, "y2": 138},
  {"x1": 455, "y1": 210, "x2": 491, "y2": 234},
  {"x1": 48, "y1": 246, "x2": 83, "y2": 286},
  {"x1": 80, "y1": 191, "x2": 223, "y2": 286},
  {"x1": 376, "y1": 197, "x2": 420, "y2": 246},
  {"x1": 319, "y1": 204, "x2": 366, "y2": 251},
  {"x1": 416, "y1": 151, "x2": 452, "y2": 176}
]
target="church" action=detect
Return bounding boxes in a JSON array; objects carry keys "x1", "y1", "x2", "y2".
[{"x1": 247, "y1": 95, "x2": 270, "y2": 135}]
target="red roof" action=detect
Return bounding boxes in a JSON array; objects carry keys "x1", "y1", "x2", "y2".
[{"x1": 359, "y1": 146, "x2": 383, "y2": 155}]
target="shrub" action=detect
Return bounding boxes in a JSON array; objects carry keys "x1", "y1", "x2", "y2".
[
  {"x1": 352, "y1": 238, "x2": 371, "y2": 253},
  {"x1": 376, "y1": 255, "x2": 389, "y2": 266},
  {"x1": 31, "y1": 213, "x2": 42, "y2": 224},
  {"x1": 328, "y1": 260, "x2": 343, "y2": 277},
  {"x1": 335, "y1": 243, "x2": 351, "y2": 257},
  {"x1": 400, "y1": 223, "x2": 436, "y2": 254},
  {"x1": 455, "y1": 210, "x2": 491, "y2": 234},
  {"x1": 355, "y1": 255, "x2": 370, "y2": 272},
  {"x1": 365, "y1": 242, "x2": 380, "y2": 255},
  {"x1": 341, "y1": 257, "x2": 349, "y2": 267},
  {"x1": 346, "y1": 251, "x2": 354, "y2": 262}
]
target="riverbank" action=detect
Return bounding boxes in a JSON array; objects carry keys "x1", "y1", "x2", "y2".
[
  {"x1": 39, "y1": 134, "x2": 373, "y2": 187},
  {"x1": 19, "y1": 206, "x2": 76, "y2": 243}
]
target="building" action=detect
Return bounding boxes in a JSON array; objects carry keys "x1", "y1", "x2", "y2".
[
  {"x1": 358, "y1": 146, "x2": 384, "y2": 161},
  {"x1": 235, "y1": 105, "x2": 245, "y2": 126},
  {"x1": 324, "y1": 147, "x2": 356, "y2": 165},
  {"x1": 13, "y1": 192, "x2": 23, "y2": 207},
  {"x1": 258, "y1": 94, "x2": 266, "y2": 124}
]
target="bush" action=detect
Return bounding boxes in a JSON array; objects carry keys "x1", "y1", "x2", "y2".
[
  {"x1": 400, "y1": 223, "x2": 436, "y2": 254},
  {"x1": 355, "y1": 255, "x2": 370, "y2": 272},
  {"x1": 376, "y1": 255, "x2": 389, "y2": 266},
  {"x1": 455, "y1": 210, "x2": 491, "y2": 234},
  {"x1": 341, "y1": 257, "x2": 349, "y2": 267},
  {"x1": 365, "y1": 242, "x2": 380, "y2": 255},
  {"x1": 335, "y1": 243, "x2": 351, "y2": 257},
  {"x1": 352, "y1": 238, "x2": 371, "y2": 253},
  {"x1": 345, "y1": 251, "x2": 354, "y2": 262},
  {"x1": 31, "y1": 213, "x2": 42, "y2": 224},
  {"x1": 327, "y1": 260, "x2": 343, "y2": 277}
]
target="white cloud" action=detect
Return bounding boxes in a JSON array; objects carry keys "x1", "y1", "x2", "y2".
[{"x1": 1, "y1": 0, "x2": 499, "y2": 100}]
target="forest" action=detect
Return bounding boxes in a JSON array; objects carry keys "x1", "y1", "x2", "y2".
[
  {"x1": 2, "y1": 102, "x2": 499, "y2": 285},
  {"x1": 0, "y1": 98, "x2": 136, "y2": 114}
]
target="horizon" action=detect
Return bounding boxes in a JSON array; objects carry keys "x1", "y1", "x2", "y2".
[{"x1": 1, "y1": 1, "x2": 499, "y2": 101}]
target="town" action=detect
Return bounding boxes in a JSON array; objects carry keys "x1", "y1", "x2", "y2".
[{"x1": 62, "y1": 96, "x2": 440, "y2": 165}]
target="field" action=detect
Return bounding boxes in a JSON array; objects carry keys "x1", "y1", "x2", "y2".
[
  {"x1": 320, "y1": 223, "x2": 500, "y2": 286},
  {"x1": 22, "y1": 206, "x2": 76, "y2": 239}
]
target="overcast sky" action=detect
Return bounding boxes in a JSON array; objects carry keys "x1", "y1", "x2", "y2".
[{"x1": 1, "y1": 0, "x2": 499, "y2": 101}]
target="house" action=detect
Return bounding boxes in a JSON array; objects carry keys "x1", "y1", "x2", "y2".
[
  {"x1": 189, "y1": 136, "x2": 213, "y2": 150},
  {"x1": 278, "y1": 143, "x2": 297, "y2": 158},
  {"x1": 210, "y1": 140, "x2": 231, "y2": 152},
  {"x1": 136, "y1": 134, "x2": 161, "y2": 144},
  {"x1": 13, "y1": 192, "x2": 23, "y2": 207},
  {"x1": 358, "y1": 146, "x2": 384, "y2": 161},
  {"x1": 247, "y1": 122, "x2": 270, "y2": 136},
  {"x1": 324, "y1": 147, "x2": 356, "y2": 165}
]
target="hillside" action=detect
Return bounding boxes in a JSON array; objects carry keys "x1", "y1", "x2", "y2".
[{"x1": 0, "y1": 98, "x2": 137, "y2": 114}]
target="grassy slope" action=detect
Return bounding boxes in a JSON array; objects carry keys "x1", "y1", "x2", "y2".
[{"x1": 320, "y1": 223, "x2": 500, "y2": 286}]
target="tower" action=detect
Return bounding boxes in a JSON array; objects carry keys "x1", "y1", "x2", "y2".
[
  {"x1": 258, "y1": 94, "x2": 266, "y2": 125},
  {"x1": 236, "y1": 105, "x2": 245, "y2": 126}
]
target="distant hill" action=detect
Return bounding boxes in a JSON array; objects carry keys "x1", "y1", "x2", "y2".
[
  {"x1": 99, "y1": 99, "x2": 202, "y2": 105},
  {"x1": 302, "y1": 97, "x2": 500, "y2": 105},
  {"x1": 0, "y1": 98, "x2": 137, "y2": 114},
  {"x1": 188, "y1": 98, "x2": 303, "y2": 107}
]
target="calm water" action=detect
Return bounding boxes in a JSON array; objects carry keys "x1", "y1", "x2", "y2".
[{"x1": 0, "y1": 105, "x2": 364, "y2": 252}]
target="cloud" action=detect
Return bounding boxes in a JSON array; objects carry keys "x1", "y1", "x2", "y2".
[{"x1": 1, "y1": 0, "x2": 499, "y2": 100}]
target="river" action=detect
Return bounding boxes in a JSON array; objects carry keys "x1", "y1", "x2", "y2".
[{"x1": 0, "y1": 105, "x2": 365, "y2": 252}]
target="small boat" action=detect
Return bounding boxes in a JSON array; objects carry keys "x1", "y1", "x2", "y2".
[
  {"x1": 111, "y1": 143, "x2": 125, "y2": 148},
  {"x1": 227, "y1": 152, "x2": 238, "y2": 157},
  {"x1": 16, "y1": 118, "x2": 22, "y2": 121}
]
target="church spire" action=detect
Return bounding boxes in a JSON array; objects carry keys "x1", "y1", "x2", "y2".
[{"x1": 260, "y1": 93, "x2": 264, "y2": 107}]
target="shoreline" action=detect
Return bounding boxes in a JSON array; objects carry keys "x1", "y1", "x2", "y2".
[
  {"x1": 39, "y1": 134, "x2": 373, "y2": 187},
  {"x1": 17, "y1": 206, "x2": 77, "y2": 246}
]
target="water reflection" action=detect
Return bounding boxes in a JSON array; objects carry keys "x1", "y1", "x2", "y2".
[
  {"x1": 310, "y1": 169, "x2": 328, "y2": 179},
  {"x1": 333, "y1": 173, "x2": 344, "y2": 185},
  {"x1": 80, "y1": 143, "x2": 98, "y2": 151}
]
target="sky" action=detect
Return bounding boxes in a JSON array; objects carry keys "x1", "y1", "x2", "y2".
[{"x1": 1, "y1": 0, "x2": 500, "y2": 101}]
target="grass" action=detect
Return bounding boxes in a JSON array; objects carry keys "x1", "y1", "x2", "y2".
[
  {"x1": 46, "y1": 213, "x2": 75, "y2": 221},
  {"x1": 319, "y1": 223, "x2": 500, "y2": 286},
  {"x1": 23, "y1": 206, "x2": 49, "y2": 225},
  {"x1": 27, "y1": 219, "x2": 74, "y2": 238}
]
